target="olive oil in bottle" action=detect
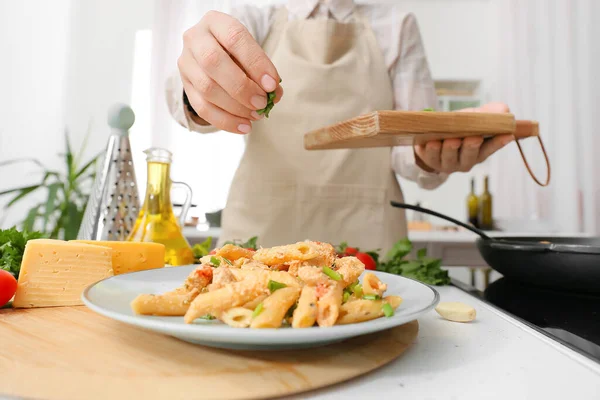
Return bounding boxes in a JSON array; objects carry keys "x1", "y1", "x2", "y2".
[
  {"x1": 466, "y1": 178, "x2": 479, "y2": 228},
  {"x1": 479, "y1": 175, "x2": 493, "y2": 230},
  {"x1": 128, "y1": 148, "x2": 195, "y2": 266}
]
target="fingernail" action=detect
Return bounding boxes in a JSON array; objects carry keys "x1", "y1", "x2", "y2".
[
  {"x1": 250, "y1": 111, "x2": 262, "y2": 120},
  {"x1": 238, "y1": 124, "x2": 251, "y2": 134},
  {"x1": 261, "y1": 75, "x2": 277, "y2": 92},
  {"x1": 251, "y1": 95, "x2": 267, "y2": 109}
]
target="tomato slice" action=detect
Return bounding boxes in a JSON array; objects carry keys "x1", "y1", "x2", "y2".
[
  {"x1": 355, "y1": 252, "x2": 376, "y2": 270},
  {"x1": 0, "y1": 270, "x2": 18, "y2": 307}
]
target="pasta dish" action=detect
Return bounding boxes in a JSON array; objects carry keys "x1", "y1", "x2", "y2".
[{"x1": 131, "y1": 241, "x2": 402, "y2": 328}]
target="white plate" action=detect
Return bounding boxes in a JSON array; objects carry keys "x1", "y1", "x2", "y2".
[{"x1": 82, "y1": 266, "x2": 439, "y2": 350}]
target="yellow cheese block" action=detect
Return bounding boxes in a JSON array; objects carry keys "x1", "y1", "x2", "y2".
[
  {"x1": 13, "y1": 239, "x2": 114, "y2": 308},
  {"x1": 73, "y1": 240, "x2": 165, "y2": 275}
]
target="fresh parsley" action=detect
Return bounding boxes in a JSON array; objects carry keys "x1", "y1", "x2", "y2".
[
  {"x1": 376, "y1": 238, "x2": 450, "y2": 286},
  {"x1": 192, "y1": 237, "x2": 212, "y2": 260},
  {"x1": 0, "y1": 227, "x2": 45, "y2": 278},
  {"x1": 223, "y1": 236, "x2": 259, "y2": 251}
]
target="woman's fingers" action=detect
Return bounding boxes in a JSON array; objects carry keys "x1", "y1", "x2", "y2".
[
  {"x1": 459, "y1": 136, "x2": 484, "y2": 172},
  {"x1": 183, "y1": 77, "x2": 253, "y2": 134},
  {"x1": 205, "y1": 11, "x2": 280, "y2": 92}
]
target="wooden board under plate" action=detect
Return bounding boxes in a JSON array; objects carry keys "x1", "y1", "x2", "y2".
[
  {"x1": 0, "y1": 307, "x2": 419, "y2": 400},
  {"x1": 304, "y1": 111, "x2": 539, "y2": 150}
]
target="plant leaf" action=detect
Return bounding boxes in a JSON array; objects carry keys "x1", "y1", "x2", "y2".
[
  {"x1": 3, "y1": 185, "x2": 41, "y2": 208},
  {"x1": 64, "y1": 202, "x2": 82, "y2": 240},
  {"x1": 75, "y1": 154, "x2": 99, "y2": 180},
  {"x1": 43, "y1": 183, "x2": 61, "y2": 231},
  {"x1": 65, "y1": 130, "x2": 75, "y2": 181},
  {"x1": 23, "y1": 204, "x2": 42, "y2": 232},
  {"x1": 417, "y1": 248, "x2": 427, "y2": 260},
  {"x1": 0, "y1": 157, "x2": 45, "y2": 169}
]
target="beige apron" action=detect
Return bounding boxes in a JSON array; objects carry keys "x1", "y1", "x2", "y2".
[{"x1": 219, "y1": 7, "x2": 407, "y2": 251}]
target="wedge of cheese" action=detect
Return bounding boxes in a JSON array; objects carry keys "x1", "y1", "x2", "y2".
[
  {"x1": 73, "y1": 240, "x2": 165, "y2": 275},
  {"x1": 13, "y1": 239, "x2": 114, "y2": 308}
]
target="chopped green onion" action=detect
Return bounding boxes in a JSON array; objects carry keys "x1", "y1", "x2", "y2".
[
  {"x1": 252, "y1": 302, "x2": 264, "y2": 318},
  {"x1": 422, "y1": 107, "x2": 434, "y2": 111},
  {"x1": 199, "y1": 314, "x2": 215, "y2": 320},
  {"x1": 210, "y1": 256, "x2": 221, "y2": 267},
  {"x1": 382, "y1": 303, "x2": 394, "y2": 317},
  {"x1": 362, "y1": 294, "x2": 381, "y2": 300},
  {"x1": 322, "y1": 266, "x2": 342, "y2": 281},
  {"x1": 268, "y1": 280, "x2": 287, "y2": 293},
  {"x1": 352, "y1": 284, "x2": 363, "y2": 298},
  {"x1": 223, "y1": 257, "x2": 233, "y2": 266},
  {"x1": 343, "y1": 290, "x2": 351, "y2": 303}
]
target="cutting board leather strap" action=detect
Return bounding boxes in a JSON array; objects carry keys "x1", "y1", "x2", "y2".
[{"x1": 514, "y1": 134, "x2": 551, "y2": 187}]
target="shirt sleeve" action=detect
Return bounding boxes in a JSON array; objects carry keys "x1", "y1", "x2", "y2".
[
  {"x1": 389, "y1": 12, "x2": 448, "y2": 190},
  {"x1": 165, "y1": 4, "x2": 276, "y2": 134}
]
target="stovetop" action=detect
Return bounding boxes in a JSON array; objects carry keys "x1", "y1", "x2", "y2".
[{"x1": 454, "y1": 278, "x2": 600, "y2": 363}]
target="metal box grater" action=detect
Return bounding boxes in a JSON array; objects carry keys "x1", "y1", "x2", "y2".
[{"x1": 77, "y1": 104, "x2": 140, "y2": 241}]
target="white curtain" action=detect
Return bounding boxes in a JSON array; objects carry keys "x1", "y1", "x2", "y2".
[
  {"x1": 144, "y1": 0, "x2": 281, "y2": 221},
  {"x1": 488, "y1": 0, "x2": 600, "y2": 234}
]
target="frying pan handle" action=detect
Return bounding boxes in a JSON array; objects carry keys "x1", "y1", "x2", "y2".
[
  {"x1": 487, "y1": 241, "x2": 548, "y2": 252},
  {"x1": 390, "y1": 201, "x2": 492, "y2": 240}
]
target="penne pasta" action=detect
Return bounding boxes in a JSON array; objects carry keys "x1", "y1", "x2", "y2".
[
  {"x1": 131, "y1": 240, "x2": 404, "y2": 329},
  {"x1": 253, "y1": 242, "x2": 318, "y2": 265},
  {"x1": 184, "y1": 271, "x2": 269, "y2": 323},
  {"x1": 250, "y1": 287, "x2": 301, "y2": 328},
  {"x1": 336, "y1": 296, "x2": 403, "y2": 325},
  {"x1": 362, "y1": 272, "x2": 387, "y2": 297},
  {"x1": 131, "y1": 290, "x2": 197, "y2": 316},
  {"x1": 220, "y1": 307, "x2": 254, "y2": 328},
  {"x1": 297, "y1": 266, "x2": 329, "y2": 286},
  {"x1": 292, "y1": 286, "x2": 318, "y2": 328},
  {"x1": 215, "y1": 244, "x2": 255, "y2": 261},
  {"x1": 334, "y1": 257, "x2": 365, "y2": 287},
  {"x1": 316, "y1": 282, "x2": 343, "y2": 327},
  {"x1": 242, "y1": 293, "x2": 268, "y2": 310},
  {"x1": 229, "y1": 269, "x2": 301, "y2": 288}
]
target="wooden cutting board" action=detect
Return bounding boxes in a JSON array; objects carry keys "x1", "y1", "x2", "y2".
[
  {"x1": 304, "y1": 111, "x2": 539, "y2": 150},
  {"x1": 0, "y1": 307, "x2": 419, "y2": 400}
]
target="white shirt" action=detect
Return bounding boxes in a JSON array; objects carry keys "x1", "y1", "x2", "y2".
[{"x1": 166, "y1": 0, "x2": 448, "y2": 189}]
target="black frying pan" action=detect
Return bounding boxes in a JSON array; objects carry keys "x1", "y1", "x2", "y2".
[{"x1": 390, "y1": 202, "x2": 600, "y2": 294}]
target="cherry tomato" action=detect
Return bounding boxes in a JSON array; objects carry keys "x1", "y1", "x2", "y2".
[
  {"x1": 344, "y1": 247, "x2": 359, "y2": 256},
  {"x1": 0, "y1": 270, "x2": 18, "y2": 307},
  {"x1": 209, "y1": 250, "x2": 217, "y2": 255},
  {"x1": 355, "y1": 252, "x2": 376, "y2": 270}
]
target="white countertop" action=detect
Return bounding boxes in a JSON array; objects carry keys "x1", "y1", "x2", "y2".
[{"x1": 284, "y1": 285, "x2": 600, "y2": 400}]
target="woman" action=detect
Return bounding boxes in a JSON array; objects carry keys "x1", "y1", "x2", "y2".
[{"x1": 166, "y1": 0, "x2": 512, "y2": 249}]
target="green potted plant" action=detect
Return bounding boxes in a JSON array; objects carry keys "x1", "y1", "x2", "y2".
[{"x1": 0, "y1": 131, "x2": 99, "y2": 240}]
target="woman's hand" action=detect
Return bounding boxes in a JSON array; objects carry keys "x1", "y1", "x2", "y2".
[
  {"x1": 178, "y1": 11, "x2": 283, "y2": 134},
  {"x1": 414, "y1": 103, "x2": 513, "y2": 173}
]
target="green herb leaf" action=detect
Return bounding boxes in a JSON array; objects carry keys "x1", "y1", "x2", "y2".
[
  {"x1": 223, "y1": 236, "x2": 259, "y2": 251},
  {"x1": 0, "y1": 227, "x2": 45, "y2": 277},
  {"x1": 322, "y1": 266, "x2": 342, "y2": 281},
  {"x1": 386, "y1": 238, "x2": 412, "y2": 260},
  {"x1": 268, "y1": 280, "x2": 287, "y2": 293},
  {"x1": 199, "y1": 314, "x2": 215, "y2": 320},
  {"x1": 223, "y1": 257, "x2": 233, "y2": 266},
  {"x1": 210, "y1": 256, "x2": 221, "y2": 267},
  {"x1": 192, "y1": 237, "x2": 213, "y2": 259},
  {"x1": 382, "y1": 303, "x2": 394, "y2": 317},
  {"x1": 252, "y1": 302, "x2": 264, "y2": 318},
  {"x1": 416, "y1": 248, "x2": 427, "y2": 260},
  {"x1": 422, "y1": 108, "x2": 435, "y2": 111},
  {"x1": 362, "y1": 294, "x2": 381, "y2": 300}
]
